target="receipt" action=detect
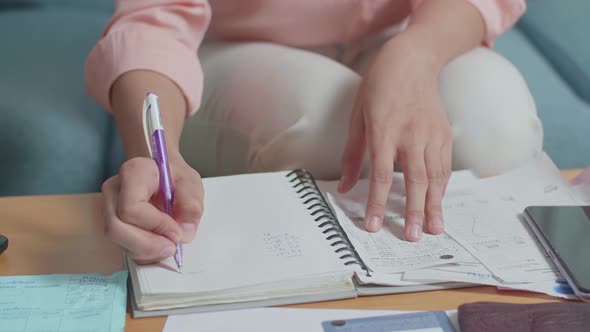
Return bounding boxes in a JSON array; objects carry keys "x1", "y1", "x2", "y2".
[
  {"x1": 404, "y1": 262, "x2": 503, "y2": 286},
  {"x1": 0, "y1": 271, "x2": 127, "y2": 332},
  {"x1": 404, "y1": 263, "x2": 576, "y2": 300},
  {"x1": 441, "y1": 154, "x2": 574, "y2": 283},
  {"x1": 443, "y1": 197, "x2": 560, "y2": 283}
]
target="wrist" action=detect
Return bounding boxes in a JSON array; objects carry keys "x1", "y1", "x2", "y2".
[
  {"x1": 111, "y1": 70, "x2": 187, "y2": 160},
  {"x1": 384, "y1": 26, "x2": 447, "y2": 73}
]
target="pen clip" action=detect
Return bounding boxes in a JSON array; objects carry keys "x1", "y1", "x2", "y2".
[{"x1": 142, "y1": 94, "x2": 155, "y2": 159}]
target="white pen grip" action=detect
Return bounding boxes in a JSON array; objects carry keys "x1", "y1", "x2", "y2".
[
  {"x1": 142, "y1": 93, "x2": 163, "y2": 158},
  {"x1": 147, "y1": 93, "x2": 163, "y2": 130}
]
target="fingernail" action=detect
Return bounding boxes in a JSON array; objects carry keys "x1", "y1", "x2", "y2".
[
  {"x1": 165, "y1": 232, "x2": 180, "y2": 242},
  {"x1": 181, "y1": 223, "x2": 196, "y2": 240},
  {"x1": 160, "y1": 246, "x2": 175, "y2": 258},
  {"x1": 409, "y1": 223, "x2": 422, "y2": 240},
  {"x1": 430, "y1": 216, "x2": 444, "y2": 234},
  {"x1": 367, "y1": 216, "x2": 381, "y2": 232}
]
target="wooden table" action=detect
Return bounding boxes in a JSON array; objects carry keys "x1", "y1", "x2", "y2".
[{"x1": 0, "y1": 170, "x2": 581, "y2": 331}]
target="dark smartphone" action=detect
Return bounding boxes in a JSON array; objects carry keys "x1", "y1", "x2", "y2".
[
  {"x1": 523, "y1": 205, "x2": 590, "y2": 302},
  {"x1": 0, "y1": 234, "x2": 7, "y2": 255}
]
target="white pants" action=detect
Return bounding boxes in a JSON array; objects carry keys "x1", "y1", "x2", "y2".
[{"x1": 181, "y1": 32, "x2": 543, "y2": 179}]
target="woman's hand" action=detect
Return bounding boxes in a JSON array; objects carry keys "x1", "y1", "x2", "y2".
[
  {"x1": 338, "y1": 33, "x2": 452, "y2": 241},
  {"x1": 105, "y1": 70, "x2": 199, "y2": 263},
  {"x1": 338, "y1": 0, "x2": 485, "y2": 241},
  {"x1": 102, "y1": 154, "x2": 204, "y2": 264}
]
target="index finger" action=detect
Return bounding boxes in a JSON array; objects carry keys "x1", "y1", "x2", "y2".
[
  {"x1": 173, "y1": 174, "x2": 204, "y2": 243},
  {"x1": 364, "y1": 136, "x2": 395, "y2": 233}
]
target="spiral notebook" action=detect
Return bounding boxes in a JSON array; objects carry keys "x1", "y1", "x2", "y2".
[{"x1": 127, "y1": 170, "x2": 471, "y2": 318}]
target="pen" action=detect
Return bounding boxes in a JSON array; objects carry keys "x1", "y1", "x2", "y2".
[{"x1": 143, "y1": 93, "x2": 183, "y2": 271}]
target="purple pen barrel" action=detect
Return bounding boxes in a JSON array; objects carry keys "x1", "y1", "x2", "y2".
[
  {"x1": 152, "y1": 129, "x2": 174, "y2": 215},
  {"x1": 153, "y1": 128, "x2": 183, "y2": 269}
]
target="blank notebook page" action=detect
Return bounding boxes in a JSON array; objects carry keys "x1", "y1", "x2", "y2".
[{"x1": 132, "y1": 171, "x2": 352, "y2": 295}]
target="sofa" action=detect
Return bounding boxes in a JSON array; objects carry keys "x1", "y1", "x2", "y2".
[{"x1": 1, "y1": 0, "x2": 588, "y2": 196}]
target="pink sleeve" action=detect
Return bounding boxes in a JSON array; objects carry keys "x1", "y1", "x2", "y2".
[
  {"x1": 410, "y1": 0, "x2": 526, "y2": 46},
  {"x1": 85, "y1": 0, "x2": 211, "y2": 115}
]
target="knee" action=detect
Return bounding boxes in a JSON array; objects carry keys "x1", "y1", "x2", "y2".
[
  {"x1": 440, "y1": 47, "x2": 544, "y2": 175},
  {"x1": 202, "y1": 42, "x2": 360, "y2": 116},
  {"x1": 250, "y1": 85, "x2": 357, "y2": 180},
  {"x1": 251, "y1": 118, "x2": 344, "y2": 180},
  {"x1": 200, "y1": 42, "x2": 361, "y2": 179},
  {"x1": 249, "y1": 70, "x2": 360, "y2": 180}
]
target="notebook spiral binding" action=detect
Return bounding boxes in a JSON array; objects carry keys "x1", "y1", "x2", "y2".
[{"x1": 286, "y1": 169, "x2": 372, "y2": 277}]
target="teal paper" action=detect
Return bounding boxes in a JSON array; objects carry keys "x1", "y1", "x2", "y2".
[{"x1": 0, "y1": 271, "x2": 128, "y2": 332}]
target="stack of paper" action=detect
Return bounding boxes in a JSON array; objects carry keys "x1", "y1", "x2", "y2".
[{"x1": 327, "y1": 152, "x2": 589, "y2": 299}]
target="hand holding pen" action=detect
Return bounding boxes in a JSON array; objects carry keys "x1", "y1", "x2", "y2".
[
  {"x1": 143, "y1": 93, "x2": 183, "y2": 270},
  {"x1": 100, "y1": 91, "x2": 204, "y2": 267}
]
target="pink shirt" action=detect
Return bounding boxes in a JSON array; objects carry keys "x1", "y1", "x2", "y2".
[{"x1": 85, "y1": 0, "x2": 526, "y2": 116}]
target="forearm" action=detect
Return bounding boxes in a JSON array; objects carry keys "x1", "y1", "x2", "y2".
[
  {"x1": 111, "y1": 70, "x2": 187, "y2": 160},
  {"x1": 391, "y1": 0, "x2": 485, "y2": 71}
]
